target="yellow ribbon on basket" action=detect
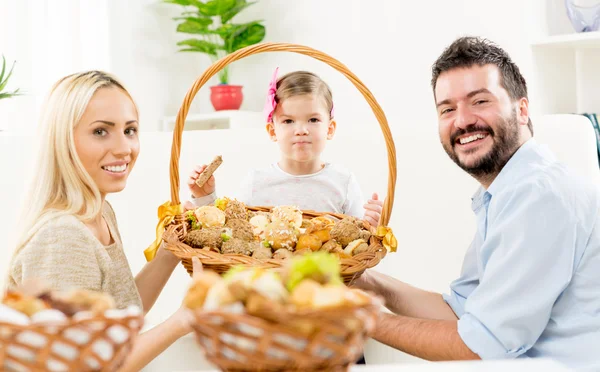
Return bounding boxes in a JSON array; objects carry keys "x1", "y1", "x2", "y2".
[
  {"x1": 144, "y1": 201, "x2": 183, "y2": 262},
  {"x1": 376, "y1": 226, "x2": 398, "y2": 253}
]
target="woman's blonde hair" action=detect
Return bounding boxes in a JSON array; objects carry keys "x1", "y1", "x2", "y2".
[
  {"x1": 11, "y1": 71, "x2": 137, "y2": 259},
  {"x1": 275, "y1": 71, "x2": 333, "y2": 118}
]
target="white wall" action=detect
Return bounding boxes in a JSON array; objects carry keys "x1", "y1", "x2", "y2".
[
  {"x1": 102, "y1": 0, "x2": 544, "y2": 132},
  {"x1": 2, "y1": 0, "x2": 552, "y2": 133}
]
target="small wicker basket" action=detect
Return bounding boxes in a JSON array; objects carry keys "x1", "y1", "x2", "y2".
[
  {"x1": 189, "y1": 296, "x2": 381, "y2": 371},
  {"x1": 162, "y1": 42, "x2": 397, "y2": 284},
  {"x1": 0, "y1": 310, "x2": 143, "y2": 371}
]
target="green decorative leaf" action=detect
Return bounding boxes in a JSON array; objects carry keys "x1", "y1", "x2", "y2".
[
  {"x1": 221, "y1": 0, "x2": 256, "y2": 24},
  {"x1": 176, "y1": 17, "x2": 214, "y2": 34},
  {"x1": 163, "y1": 0, "x2": 202, "y2": 6},
  {"x1": 229, "y1": 22, "x2": 265, "y2": 52},
  {"x1": 196, "y1": 0, "x2": 237, "y2": 17},
  {"x1": 176, "y1": 39, "x2": 219, "y2": 55},
  {"x1": 0, "y1": 88, "x2": 20, "y2": 100},
  {"x1": 0, "y1": 56, "x2": 19, "y2": 97}
]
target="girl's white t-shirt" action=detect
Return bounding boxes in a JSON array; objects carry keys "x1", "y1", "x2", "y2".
[{"x1": 193, "y1": 163, "x2": 365, "y2": 218}]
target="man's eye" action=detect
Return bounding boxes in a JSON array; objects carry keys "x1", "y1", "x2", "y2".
[
  {"x1": 475, "y1": 100, "x2": 488, "y2": 105},
  {"x1": 441, "y1": 108, "x2": 454, "y2": 115}
]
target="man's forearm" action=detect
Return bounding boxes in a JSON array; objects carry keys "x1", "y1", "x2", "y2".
[
  {"x1": 374, "y1": 313, "x2": 480, "y2": 361},
  {"x1": 362, "y1": 270, "x2": 457, "y2": 320}
]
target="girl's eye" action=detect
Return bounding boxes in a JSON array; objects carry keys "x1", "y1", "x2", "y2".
[
  {"x1": 283, "y1": 119, "x2": 293, "y2": 124},
  {"x1": 125, "y1": 127, "x2": 138, "y2": 136},
  {"x1": 94, "y1": 128, "x2": 108, "y2": 137},
  {"x1": 309, "y1": 118, "x2": 320, "y2": 123}
]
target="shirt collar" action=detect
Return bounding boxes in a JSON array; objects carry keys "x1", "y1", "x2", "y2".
[{"x1": 486, "y1": 138, "x2": 546, "y2": 197}]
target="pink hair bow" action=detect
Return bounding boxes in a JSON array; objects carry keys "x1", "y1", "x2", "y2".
[{"x1": 263, "y1": 67, "x2": 279, "y2": 123}]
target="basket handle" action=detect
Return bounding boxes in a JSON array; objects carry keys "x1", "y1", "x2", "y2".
[{"x1": 169, "y1": 42, "x2": 397, "y2": 226}]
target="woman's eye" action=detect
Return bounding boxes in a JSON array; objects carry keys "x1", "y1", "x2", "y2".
[
  {"x1": 93, "y1": 128, "x2": 107, "y2": 137},
  {"x1": 125, "y1": 127, "x2": 138, "y2": 136}
]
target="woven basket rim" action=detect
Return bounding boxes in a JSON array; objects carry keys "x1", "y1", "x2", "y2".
[
  {"x1": 187, "y1": 298, "x2": 381, "y2": 371},
  {"x1": 0, "y1": 313, "x2": 144, "y2": 371}
]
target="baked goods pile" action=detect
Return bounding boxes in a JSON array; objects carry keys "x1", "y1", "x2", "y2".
[
  {"x1": 183, "y1": 198, "x2": 397, "y2": 260},
  {"x1": 185, "y1": 251, "x2": 377, "y2": 325}
]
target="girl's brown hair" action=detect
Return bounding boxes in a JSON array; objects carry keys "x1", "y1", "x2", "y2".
[{"x1": 275, "y1": 71, "x2": 333, "y2": 118}]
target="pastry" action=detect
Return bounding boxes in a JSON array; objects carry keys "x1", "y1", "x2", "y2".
[
  {"x1": 264, "y1": 221, "x2": 298, "y2": 250},
  {"x1": 330, "y1": 217, "x2": 362, "y2": 246},
  {"x1": 184, "y1": 227, "x2": 224, "y2": 250},
  {"x1": 271, "y1": 205, "x2": 303, "y2": 228},
  {"x1": 296, "y1": 234, "x2": 322, "y2": 251},
  {"x1": 225, "y1": 219, "x2": 255, "y2": 241},
  {"x1": 221, "y1": 238, "x2": 253, "y2": 255},
  {"x1": 194, "y1": 205, "x2": 226, "y2": 228},
  {"x1": 195, "y1": 155, "x2": 222, "y2": 189},
  {"x1": 343, "y1": 239, "x2": 370, "y2": 256}
]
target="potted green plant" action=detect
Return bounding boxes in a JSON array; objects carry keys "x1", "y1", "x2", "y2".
[
  {"x1": 0, "y1": 55, "x2": 21, "y2": 100},
  {"x1": 164, "y1": 0, "x2": 266, "y2": 111}
]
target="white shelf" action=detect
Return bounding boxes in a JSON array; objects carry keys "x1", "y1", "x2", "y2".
[
  {"x1": 531, "y1": 31, "x2": 600, "y2": 115},
  {"x1": 532, "y1": 31, "x2": 600, "y2": 49},
  {"x1": 161, "y1": 110, "x2": 264, "y2": 131}
]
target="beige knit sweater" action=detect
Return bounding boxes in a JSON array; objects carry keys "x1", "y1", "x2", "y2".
[{"x1": 9, "y1": 202, "x2": 143, "y2": 310}]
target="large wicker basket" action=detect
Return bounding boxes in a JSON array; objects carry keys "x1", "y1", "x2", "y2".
[
  {"x1": 0, "y1": 310, "x2": 143, "y2": 371},
  {"x1": 162, "y1": 42, "x2": 397, "y2": 284},
  {"x1": 188, "y1": 296, "x2": 381, "y2": 371}
]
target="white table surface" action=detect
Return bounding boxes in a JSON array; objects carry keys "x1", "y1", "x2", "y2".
[{"x1": 178, "y1": 358, "x2": 573, "y2": 372}]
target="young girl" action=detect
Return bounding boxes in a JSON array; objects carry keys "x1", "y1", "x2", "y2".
[
  {"x1": 7, "y1": 71, "x2": 202, "y2": 371},
  {"x1": 188, "y1": 68, "x2": 383, "y2": 226}
]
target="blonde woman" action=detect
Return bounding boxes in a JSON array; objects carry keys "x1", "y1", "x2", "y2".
[{"x1": 7, "y1": 70, "x2": 201, "y2": 370}]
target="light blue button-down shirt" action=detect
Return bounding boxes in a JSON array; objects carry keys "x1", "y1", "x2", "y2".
[{"x1": 443, "y1": 139, "x2": 600, "y2": 371}]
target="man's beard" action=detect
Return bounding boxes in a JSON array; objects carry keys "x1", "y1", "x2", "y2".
[{"x1": 442, "y1": 111, "x2": 521, "y2": 179}]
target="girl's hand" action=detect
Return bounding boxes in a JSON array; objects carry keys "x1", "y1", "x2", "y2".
[
  {"x1": 363, "y1": 193, "x2": 384, "y2": 226},
  {"x1": 187, "y1": 164, "x2": 216, "y2": 198}
]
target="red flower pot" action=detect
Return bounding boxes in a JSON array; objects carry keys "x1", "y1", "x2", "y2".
[{"x1": 210, "y1": 84, "x2": 243, "y2": 111}]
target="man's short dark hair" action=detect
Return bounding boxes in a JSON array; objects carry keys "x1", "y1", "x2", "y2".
[{"x1": 431, "y1": 36, "x2": 533, "y2": 135}]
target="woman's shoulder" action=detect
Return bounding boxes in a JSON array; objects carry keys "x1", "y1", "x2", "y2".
[{"x1": 21, "y1": 213, "x2": 93, "y2": 254}]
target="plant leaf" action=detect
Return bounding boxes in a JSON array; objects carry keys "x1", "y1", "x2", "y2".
[
  {"x1": 176, "y1": 39, "x2": 219, "y2": 55},
  {"x1": 0, "y1": 57, "x2": 16, "y2": 93},
  {"x1": 196, "y1": 0, "x2": 237, "y2": 17},
  {"x1": 163, "y1": 0, "x2": 202, "y2": 6},
  {"x1": 0, "y1": 55, "x2": 6, "y2": 85},
  {"x1": 176, "y1": 17, "x2": 214, "y2": 34},
  {"x1": 220, "y1": 0, "x2": 255, "y2": 24},
  {"x1": 0, "y1": 89, "x2": 21, "y2": 100},
  {"x1": 229, "y1": 22, "x2": 265, "y2": 52}
]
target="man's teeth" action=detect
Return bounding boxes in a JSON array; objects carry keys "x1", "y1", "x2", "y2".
[
  {"x1": 102, "y1": 164, "x2": 127, "y2": 173},
  {"x1": 459, "y1": 133, "x2": 487, "y2": 145}
]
